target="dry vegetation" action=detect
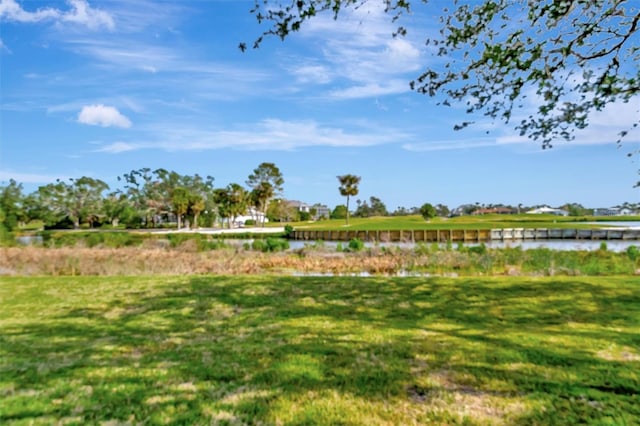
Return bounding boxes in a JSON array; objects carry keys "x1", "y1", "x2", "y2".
[
  {"x1": 2, "y1": 240, "x2": 639, "y2": 276},
  {"x1": 0, "y1": 246, "x2": 409, "y2": 276}
]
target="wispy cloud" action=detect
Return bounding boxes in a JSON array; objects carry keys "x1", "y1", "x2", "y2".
[
  {"x1": 96, "y1": 118, "x2": 410, "y2": 153},
  {"x1": 329, "y1": 79, "x2": 409, "y2": 100},
  {"x1": 288, "y1": 1, "x2": 424, "y2": 99},
  {"x1": 78, "y1": 104, "x2": 132, "y2": 128},
  {"x1": 97, "y1": 141, "x2": 136, "y2": 153},
  {"x1": 403, "y1": 138, "x2": 502, "y2": 152},
  {"x1": 289, "y1": 63, "x2": 332, "y2": 84},
  {"x1": 0, "y1": 37, "x2": 10, "y2": 53},
  {"x1": 64, "y1": 38, "x2": 269, "y2": 87},
  {"x1": 0, "y1": 0, "x2": 114, "y2": 30}
]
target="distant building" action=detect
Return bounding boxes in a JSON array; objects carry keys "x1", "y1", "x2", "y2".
[
  {"x1": 526, "y1": 207, "x2": 569, "y2": 216},
  {"x1": 235, "y1": 207, "x2": 268, "y2": 226},
  {"x1": 450, "y1": 204, "x2": 477, "y2": 217},
  {"x1": 471, "y1": 207, "x2": 515, "y2": 215},
  {"x1": 286, "y1": 200, "x2": 331, "y2": 220},
  {"x1": 286, "y1": 200, "x2": 310, "y2": 213},
  {"x1": 311, "y1": 203, "x2": 331, "y2": 220},
  {"x1": 593, "y1": 207, "x2": 636, "y2": 216}
]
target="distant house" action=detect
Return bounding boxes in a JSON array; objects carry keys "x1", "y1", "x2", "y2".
[
  {"x1": 593, "y1": 207, "x2": 619, "y2": 216},
  {"x1": 526, "y1": 206, "x2": 569, "y2": 216},
  {"x1": 449, "y1": 204, "x2": 477, "y2": 217},
  {"x1": 286, "y1": 200, "x2": 331, "y2": 221},
  {"x1": 593, "y1": 207, "x2": 636, "y2": 216},
  {"x1": 471, "y1": 207, "x2": 515, "y2": 215},
  {"x1": 235, "y1": 207, "x2": 268, "y2": 227},
  {"x1": 286, "y1": 200, "x2": 310, "y2": 213},
  {"x1": 311, "y1": 203, "x2": 331, "y2": 220}
]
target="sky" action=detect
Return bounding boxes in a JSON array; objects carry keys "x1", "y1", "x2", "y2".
[{"x1": 1, "y1": 0, "x2": 639, "y2": 211}]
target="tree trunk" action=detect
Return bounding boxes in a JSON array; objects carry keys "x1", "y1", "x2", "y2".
[{"x1": 346, "y1": 196, "x2": 350, "y2": 225}]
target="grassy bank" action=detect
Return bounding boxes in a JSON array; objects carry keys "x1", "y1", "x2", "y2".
[
  {"x1": 1, "y1": 276, "x2": 638, "y2": 425},
  {"x1": 287, "y1": 214, "x2": 640, "y2": 231}
]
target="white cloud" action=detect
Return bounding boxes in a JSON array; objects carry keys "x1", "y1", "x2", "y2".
[
  {"x1": 329, "y1": 79, "x2": 409, "y2": 99},
  {"x1": 0, "y1": 37, "x2": 10, "y2": 53},
  {"x1": 403, "y1": 138, "x2": 501, "y2": 152},
  {"x1": 291, "y1": 64, "x2": 332, "y2": 84},
  {"x1": 78, "y1": 104, "x2": 132, "y2": 128},
  {"x1": 96, "y1": 118, "x2": 409, "y2": 153},
  {"x1": 0, "y1": 0, "x2": 114, "y2": 30},
  {"x1": 0, "y1": 0, "x2": 59, "y2": 22},
  {"x1": 96, "y1": 141, "x2": 135, "y2": 153},
  {"x1": 292, "y1": 1, "x2": 425, "y2": 98},
  {"x1": 61, "y1": 0, "x2": 114, "y2": 30}
]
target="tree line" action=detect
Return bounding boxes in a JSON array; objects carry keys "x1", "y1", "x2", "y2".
[
  {"x1": 2, "y1": 166, "x2": 638, "y2": 237},
  {"x1": 0, "y1": 163, "x2": 284, "y2": 233}
]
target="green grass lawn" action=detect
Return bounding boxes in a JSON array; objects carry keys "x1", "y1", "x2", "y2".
[
  {"x1": 287, "y1": 214, "x2": 640, "y2": 231},
  {"x1": 1, "y1": 276, "x2": 638, "y2": 425}
]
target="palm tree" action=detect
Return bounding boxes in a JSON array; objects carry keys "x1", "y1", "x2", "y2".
[{"x1": 337, "y1": 174, "x2": 361, "y2": 225}]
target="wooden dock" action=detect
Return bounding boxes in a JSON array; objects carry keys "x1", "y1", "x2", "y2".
[{"x1": 289, "y1": 228, "x2": 640, "y2": 242}]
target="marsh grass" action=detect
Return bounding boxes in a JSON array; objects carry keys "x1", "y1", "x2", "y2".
[
  {"x1": 1, "y1": 244, "x2": 639, "y2": 276},
  {"x1": 1, "y1": 276, "x2": 638, "y2": 425}
]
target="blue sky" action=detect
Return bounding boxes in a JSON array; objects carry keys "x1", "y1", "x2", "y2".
[{"x1": 1, "y1": 0, "x2": 638, "y2": 210}]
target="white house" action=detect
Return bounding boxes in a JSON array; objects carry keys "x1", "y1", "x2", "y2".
[
  {"x1": 526, "y1": 206, "x2": 569, "y2": 216},
  {"x1": 593, "y1": 207, "x2": 636, "y2": 216},
  {"x1": 235, "y1": 207, "x2": 268, "y2": 227}
]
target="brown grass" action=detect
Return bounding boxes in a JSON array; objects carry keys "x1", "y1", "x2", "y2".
[{"x1": 0, "y1": 247, "x2": 413, "y2": 276}]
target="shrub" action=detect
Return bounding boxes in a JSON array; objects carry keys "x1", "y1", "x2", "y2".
[
  {"x1": 0, "y1": 224, "x2": 14, "y2": 247},
  {"x1": 347, "y1": 238, "x2": 365, "y2": 252},
  {"x1": 251, "y1": 238, "x2": 289, "y2": 252},
  {"x1": 251, "y1": 239, "x2": 266, "y2": 252},
  {"x1": 244, "y1": 219, "x2": 256, "y2": 226},
  {"x1": 284, "y1": 224, "x2": 294, "y2": 238},
  {"x1": 202, "y1": 239, "x2": 229, "y2": 250},
  {"x1": 626, "y1": 245, "x2": 639, "y2": 262},
  {"x1": 166, "y1": 233, "x2": 202, "y2": 248},
  {"x1": 467, "y1": 243, "x2": 487, "y2": 255}
]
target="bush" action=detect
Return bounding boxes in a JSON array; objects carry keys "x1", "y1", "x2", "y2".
[
  {"x1": 347, "y1": 238, "x2": 365, "y2": 252},
  {"x1": 0, "y1": 224, "x2": 14, "y2": 246},
  {"x1": 244, "y1": 219, "x2": 256, "y2": 226},
  {"x1": 166, "y1": 233, "x2": 203, "y2": 248},
  {"x1": 467, "y1": 243, "x2": 487, "y2": 255},
  {"x1": 202, "y1": 239, "x2": 229, "y2": 250},
  {"x1": 626, "y1": 245, "x2": 639, "y2": 262},
  {"x1": 284, "y1": 224, "x2": 294, "y2": 238},
  {"x1": 251, "y1": 238, "x2": 289, "y2": 252}
]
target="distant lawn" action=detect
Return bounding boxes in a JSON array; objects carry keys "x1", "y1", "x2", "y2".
[
  {"x1": 1, "y1": 276, "x2": 638, "y2": 425},
  {"x1": 287, "y1": 214, "x2": 640, "y2": 231}
]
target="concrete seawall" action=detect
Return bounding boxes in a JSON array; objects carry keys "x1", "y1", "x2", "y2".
[{"x1": 290, "y1": 228, "x2": 640, "y2": 242}]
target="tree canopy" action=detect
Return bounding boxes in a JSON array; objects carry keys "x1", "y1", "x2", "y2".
[
  {"x1": 245, "y1": 1, "x2": 639, "y2": 150},
  {"x1": 247, "y1": 162, "x2": 285, "y2": 227},
  {"x1": 337, "y1": 174, "x2": 361, "y2": 225}
]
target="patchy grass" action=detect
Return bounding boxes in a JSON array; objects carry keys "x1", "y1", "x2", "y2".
[{"x1": 1, "y1": 276, "x2": 638, "y2": 425}]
